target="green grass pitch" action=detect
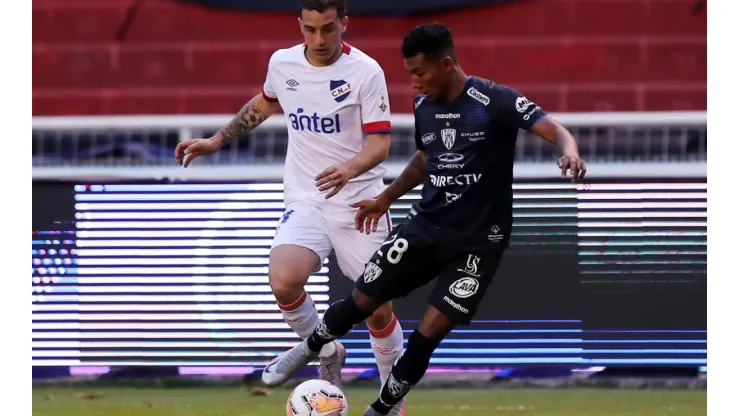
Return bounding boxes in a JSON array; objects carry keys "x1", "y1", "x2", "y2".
[{"x1": 33, "y1": 386, "x2": 706, "y2": 416}]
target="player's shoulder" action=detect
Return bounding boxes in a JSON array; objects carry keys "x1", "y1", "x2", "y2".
[
  {"x1": 340, "y1": 43, "x2": 384, "y2": 75},
  {"x1": 466, "y1": 76, "x2": 524, "y2": 106},
  {"x1": 462, "y1": 76, "x2": 498, "y2": 107},
  {"x1": 267, "y1": 44, "x2": 306, "y2": 66},
  {"x1": 412, "y1": 93, "x2": 429, "y2": 113}
]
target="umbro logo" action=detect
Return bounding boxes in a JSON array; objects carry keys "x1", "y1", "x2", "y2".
[{"x1": 286, "y1": 79, "x2": 299, "y2": 91}]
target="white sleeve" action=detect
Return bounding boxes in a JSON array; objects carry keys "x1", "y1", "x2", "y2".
[
  {"x1": 359, "y1": 69, "x2": 392, "y2": 135},
  {"x1": 261, "y1": 56, "x2": 279, "y2": 103}
]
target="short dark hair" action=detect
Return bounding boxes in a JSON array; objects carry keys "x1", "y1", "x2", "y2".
[
  {"x1": 299, "y1": 0, "x2": 347, "y2": 18},
  {"x1": 401, "y1": 23, "x2": 456, "y2": 61}
]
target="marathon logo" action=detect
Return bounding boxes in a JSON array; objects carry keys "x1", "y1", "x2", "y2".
[
  {"x1": 435, "y1": 113, "x2": 461, "y2": 119},
  {"x1": 444, "y1": 296, "x2": 469, "y2": 314}
]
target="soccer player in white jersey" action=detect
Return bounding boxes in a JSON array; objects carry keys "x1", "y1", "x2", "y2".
[{"x1": 174, "y1": 0, "x2": 406, "y2": 411}]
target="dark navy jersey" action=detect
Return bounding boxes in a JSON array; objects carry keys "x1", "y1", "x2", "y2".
[{"x1": 407, "y1": 76, "x2": 547, "y2": 250}]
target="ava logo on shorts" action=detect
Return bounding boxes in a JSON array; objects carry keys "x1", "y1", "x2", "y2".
[
  {"x1": 449, "y1": 277, "x2": 480, "y2": 298},
  {"x1": 364, "y1": 262, "x2": 383, "y2": 283},
  {"x1": 330, "y1": 79, "x2": 352, "y2": 103}
]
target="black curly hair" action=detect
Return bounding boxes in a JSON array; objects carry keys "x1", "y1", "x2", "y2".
[{"x1": 401, "y1": 23, "x2": 457, "y2": 61}]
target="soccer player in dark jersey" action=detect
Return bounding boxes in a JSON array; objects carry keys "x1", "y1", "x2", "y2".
[{"x1": 262, "y1": 23, "x2": 587, "y2": 415}]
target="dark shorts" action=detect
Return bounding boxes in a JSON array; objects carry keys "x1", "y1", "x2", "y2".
[{"x1": 354, "y1": 221, "x2": 505, "y2": 325}]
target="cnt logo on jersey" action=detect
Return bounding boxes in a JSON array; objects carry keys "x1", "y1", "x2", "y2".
[{"x1": 330, "y1": 80, "x2": 352, "y2": 103}]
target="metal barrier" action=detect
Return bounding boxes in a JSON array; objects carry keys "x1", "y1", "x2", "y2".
[{"x1": 32, "y1": 112, "x2": 707, "y2": 180}]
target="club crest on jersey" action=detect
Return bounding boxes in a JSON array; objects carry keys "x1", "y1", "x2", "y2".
[
  {"x1": 330, "y1": 80, "x2": 352, "y2": 103},
  {"x1": 441, "y1": 128, "x2": 456, "y2": 149}
]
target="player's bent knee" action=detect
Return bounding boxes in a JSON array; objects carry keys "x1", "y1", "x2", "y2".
[
  {"x1": 268, "y1": 265, "x2": 311, "y2": 305},
  {"x1": 351, "y1": 288, "x2": 382, "y2": 313},
  {"x1": 416, "y1": 306, "x2": 457, "y2": 341},
  {"x1": 269, "y1": 278, "x2": 305, "y2": 306},
  {"x1": 367, "y1": 302, "x2": 394, "y2": 330}
]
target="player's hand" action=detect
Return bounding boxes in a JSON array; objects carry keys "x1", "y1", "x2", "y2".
[
  {"x1": 315, "y1": 165, "x2": 352, "y2": 199},
  {"x1": 558, "y1": 155, "x2": 587, "y2": 183},
  {"x1": 350, "y1": 196, "x2": 391, "y2": 234},
  {"x1": 174, "y1": 138, "x2": 220, "y2": 167}
]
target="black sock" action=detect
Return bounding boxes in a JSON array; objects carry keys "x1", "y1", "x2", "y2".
[
  {"x1": 370, "y1": 330, "x2": 441, "y2": 414},
  {"x1": 306, "y1": 295, "x2": 372, "y2": 353}
]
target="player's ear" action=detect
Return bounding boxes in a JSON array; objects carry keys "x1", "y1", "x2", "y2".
[
  {"x1": 442, "y1": 56, "x2": 456, "y2": 72},
  {"x1": 340, "y1": 16, "x2": 348, "y2": 33}
]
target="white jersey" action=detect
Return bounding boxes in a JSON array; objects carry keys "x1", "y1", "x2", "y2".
[{"x1": 262, "y1": 43, "x2": 392, "y2": 207}]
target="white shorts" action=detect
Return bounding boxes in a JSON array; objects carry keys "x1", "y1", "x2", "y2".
[{"x1": 271, "y1": 202, "x2": 392, "y2": 281}]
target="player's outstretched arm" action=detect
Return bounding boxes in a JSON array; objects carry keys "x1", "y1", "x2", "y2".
[
  {"x1": 212, "y1": 94, "x2": 279, "y2": 148},
  {"x1": 351, "y1": 150, "x2": 427, "y2": 233},
  {"x1": 174, "y1": 94, "x2": 280, "y2": 167},
  {"x1": 379, "y1": 150, "x2": 427, "y2": 205},
  {"x1": 530, "y1": 116, "x2": 587, "y2": 182}
]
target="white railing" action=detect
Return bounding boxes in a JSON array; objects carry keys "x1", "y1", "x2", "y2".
[
  {"x1": 31, "y1": 111, "x2": 708, "y2": 131},
  {"x1": 32, "y1": 111, "x2": 707, "y2": 180}
]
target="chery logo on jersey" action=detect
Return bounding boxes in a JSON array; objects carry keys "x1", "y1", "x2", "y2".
[
  {"x1": 438, "y1": 153, "x2": 464, "y2": 163},
  {"x1": 437, "y1": 153, "x2": 464, "y2": 169},
  {"x1": 330, "y1": 80, "x2": 352, "y2": 103},
  {"x1": 430, "y1": 173, "x2": 482, "y2": 187},
  {"x1": 288, "y1": 108, "x2": 341, "y2": 134},
  {"x1": 449, "y1": 277, "x2": 480, "y2": 298}
]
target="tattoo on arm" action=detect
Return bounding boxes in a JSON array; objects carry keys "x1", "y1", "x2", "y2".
[
  {"x1": 384, "y1": 151, "x2": 427, "y2": 202},
  {"x1": 218, "y1": 98, "x2": 267, "y2": 145}
]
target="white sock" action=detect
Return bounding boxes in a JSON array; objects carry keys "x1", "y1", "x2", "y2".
[
  {"x1": 369, "y1": 314, "x2": 405, "y2": 389},
  {"x1": 279, "y1": 292, "x2": 337, "y2": 358},
  {"x1": 279, "y1": 291, "x2": 319, "y2": 339}
]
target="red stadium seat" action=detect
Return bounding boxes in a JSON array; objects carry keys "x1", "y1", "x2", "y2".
[{"x1": 32, "y1": 0, "x2": 707, "y2": 115}]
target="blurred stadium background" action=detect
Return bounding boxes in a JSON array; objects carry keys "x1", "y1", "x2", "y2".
[{"x1": 32, "y1": 0, "x2": 706, "y2": 414}]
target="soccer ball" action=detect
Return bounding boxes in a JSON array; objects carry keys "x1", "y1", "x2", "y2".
[{"x1": 286, "y1": 379, "x2": 348, "y2": 416}]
